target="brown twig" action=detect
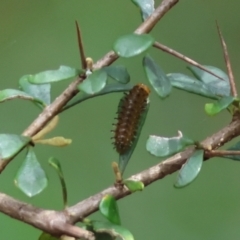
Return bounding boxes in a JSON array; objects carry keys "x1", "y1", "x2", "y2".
[
  {"x1": 153, "y1": 41, "x2": 225, "y2": 81},
  {"x1": 216, "y1": 21, "x2": 237, "y2": 97},
  {"x1": 206, "y1": 150, "x2": 240, "y2": 157}
]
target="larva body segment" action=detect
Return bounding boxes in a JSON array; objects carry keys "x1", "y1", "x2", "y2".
[{"x1": 113, "y1": 84, "x2": 150, "y2": 154}]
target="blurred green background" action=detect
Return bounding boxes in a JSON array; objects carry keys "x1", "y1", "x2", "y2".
[{"x1": 1, "y1": 0, "x2": 240, "y2": 239}]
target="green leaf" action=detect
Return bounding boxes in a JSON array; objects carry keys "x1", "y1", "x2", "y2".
[
  {"x1": 92, "y1": 221, "x2": 134, "y2": 240},
  {"x1": 19, "y1": 75, "x2": 51, "y2": 106},
  {"x1": 15, "y1": 147, "x2": 48, "y2": 197},
  {"x1": 119, "y1": 99, "x2": 150, "y2": 174},
  {"x1": 103, "y1": 65, "x2": 130, "y2": 84},
  {"x1": 205, "y1": 96, "x2": 235, "y2": 116},
  {"x1": 143, "y1": 55, "x2": 172, "y2": 98},
  {"x1": 99, "y1": 195, "x2": 121, "y2": 225},
  {"x1": 167, "y1": 73, "x2": 218, "y2": 99},
  {"x1": 0, "y1": 89, "x2": 43, "y2": 104},
  {"x1": 175, "y1": 149, "x2": 204, "y2": 188},
  {"x1": 94, "y1": 232, "x2": 113, "y2": 240},
  {"x1": 39, "y1": 232, "x2": 59, "y2": 240},
  {"x1": 146, "y1": 131, "x2": 194, "y2": 158},
  {"x1": 0, "y1": 134, "x2": 31, "y2": 160},
  {"x1": 29, "y1": 66, "x2": 81, "y2": 84},
  {"x1": 48, "y1": 157, "x2": 67, "y2": 207},
  {"x1": 189, "y1": 65, "x2": 229, "y2": 83},
  {"x1": 132, "y1": 0, "x2": 155, "y2": 20},
  {"x1": 78, "y1": 69, "x2": 107, "y2": 94},
  {"x1": 63, "y1": 83, "x2": 133, "y2": 111},
  {"x1": 188, "y1": 65, "x2": 230, "y2": 97},
  {"x1": 222, "y1": 141, "x2": 240, "y2": 161},
  {"x1": 123, "y1": 180, "x2": 144, "y2": 192},
  {"x1": 113, "y1": 33, "x2": 154, "y2": 58}
]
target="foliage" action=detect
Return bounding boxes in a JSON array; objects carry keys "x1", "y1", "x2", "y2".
[{"x1": 0, "y1": 0, "x2": 240, "y2": 239}]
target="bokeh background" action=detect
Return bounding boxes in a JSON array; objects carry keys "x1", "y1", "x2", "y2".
[{"x1": 0, "y1": 0, "x2": 240, "y2": 239}]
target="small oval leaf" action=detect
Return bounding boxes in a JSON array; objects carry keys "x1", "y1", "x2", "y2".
[
  {"x1": 132, "y1": 0, "x2": 155, "y2": 20},
  {"x1": 113, "y1": 33, "x2": 154, "y2": 58},
  {"x1": 123, "y1": 180, "x2": 144, "y2": 192},
  {"x1": 103, "y1": 65, "x2": 130, "y2": 84},
  {"x1": 205, "y1": 96, "x2": 235, "y2": 116},
  {"x1": 19, "y1": 75, "x2": 51, "y2": 105},
  {"x1": 0, "y1": 89, "x2": 43, "y2": 104},
  {"x1": 167, "y1": 73, "x2": 217, "y2": 99},
  {"x1": 143, "y1": 55, "x2": 172, "y2": 98},
  {"x1": 15, "y1": 147, "x2": 48, "y2": 197},
  {"x1": 29, "y1": 66, "x2": 81, "y2": 84},
  {"x1": 99, "y1": 195, "x2": 121, "y2": 225},
  {"x1": 188, "y1": 65, "x2": 229, "y2": 83},
  {"x1": 146, "y1": 131, "x2": 194, "y2": 158},
  {"x1": 175, "y1": 149, "x2": 204, "y2": 188},
  {"x1": 78, "y1": 69, "x2": 107, "y2": 94},
  {"x1": 0, "y1": 134, "x2": 31, "y2": 160},
  {"x1": 92, "y1": 221, "x2": 134, "y2": 240},
  {"x1": 188, "y1": 65, "x2": 230, "y2": 97}
]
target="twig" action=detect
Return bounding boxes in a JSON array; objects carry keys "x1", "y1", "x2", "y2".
[
  {"x1": 153, "y1": 41, "x2": 225, "y2": 81},
  {"x1": 216, "y1": 21, "x2": 237, "y2": 97},
  {"x1": 206, "y1": 150, "x2": 240, "y2": 157}
]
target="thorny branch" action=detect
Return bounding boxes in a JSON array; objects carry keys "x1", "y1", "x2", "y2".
[
  {"x1": 0, "y1": 0, "x2": 179, "y2": 174},
  {"x1": 0, "y1": 0, "x2": 181, "y2": 239},
  {"x1": 1, "y1": 115, "x2": 240, "y2": 238},
  {"x1": 1, "y1": 0, "x2": 240, "y2": 239}
]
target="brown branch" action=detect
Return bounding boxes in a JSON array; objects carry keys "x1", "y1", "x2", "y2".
[
  {"x1": 23, "y1": 0, "x2": 179, "y2": 138},
  {"x1": 0, "y1": 116, "x2": 240, "y2": 237},
  {"x1": 0, "y1": 0, "x2": 181, "y2": 237},
  {"x1": 153, "y1": 41, "x2": 225, "y2": 81},
  {"x1": 0, "y1": 0, "x2": 179, "y2": 173},
  {"x1": 0, "y1": 193, "x2": 94, "y2": 240},
  {"x1": 216, "y1": 21, "x2": 237, "y2": 97},
  {"x1": 67, "y1": 117, "x2": 240, "y2": 223},
  {"x1": 0, "y1": 0, "x2": 239, "y2": 238}
]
